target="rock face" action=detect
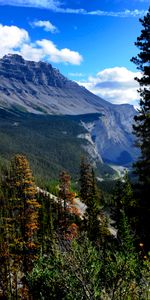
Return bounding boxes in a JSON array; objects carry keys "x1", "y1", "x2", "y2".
[
  {"x1": 0, "y1": 54, "x2": 138, "y2": 165},
  {"x1": 0, "y1": 54, "x2": 109, "y2": 115},
  {"x1": 80, "y1": 107, "x2": 137, "y2": 165}
]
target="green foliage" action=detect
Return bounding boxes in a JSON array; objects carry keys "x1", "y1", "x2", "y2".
[
  {"x1": 101, "y1": 250, "x2": 140, "y2": 299},
  {"x1": 27, "y1": 237, "x2": 102, "y2": 300},
  {"x1": 117, "y1": 211, "x2": 135, "y2": 252},
  {"x1": 27, "y1": 234, "x2": 150, "y2": 300},
  {"x1": 27, "y1": 247, "x2": 66, "y2": 299},
  {"x1": 140, "y1": 253, "x2": 150, "y2": 299},
  {"x1": 112, "y1": 173, "x2": 138, "y2": 238},
  {"x1": 63, "y1": 237, "x2": 102, "y2": 299}
]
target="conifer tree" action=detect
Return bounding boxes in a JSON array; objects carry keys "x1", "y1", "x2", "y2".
[
  {"x1": 85, "y1": 168, "x2": 101, "y2": 242},
  {"x1": 59, "y1": 171, "x2": 72, "y2": 216},
  {"x1": 131, "y1": 8, "x2": 150, "y2": 247},
  {"x1": 58, "y1": 171, "x2": 78, "y2": 232},
  {"x1": 37, "y1": 192, "x2": 54, "y2": 254},
  {"x1": 0, "y1": 155, "x2": 41, "y2": 297},
  {"x1": 9, "y1": 155, "x2": 40, "y2": 272},
  {"x1": 80, "y1": 159, "x2": 109, "y2": 243},
  {"x1": 79, "y1": 157, "x2": 92, "y2": 205},
  {"x1": 0, "y1": 187, "x2": 13, "y2": 298}
]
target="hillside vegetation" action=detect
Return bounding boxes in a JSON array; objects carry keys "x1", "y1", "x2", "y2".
[{"x1": 0, "y1": 109, "x2": 115, "y2": 182}]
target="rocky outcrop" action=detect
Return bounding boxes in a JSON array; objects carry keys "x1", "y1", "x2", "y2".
[{"x1": 80, "y1": 107, "x2": 137, "y2": 165}]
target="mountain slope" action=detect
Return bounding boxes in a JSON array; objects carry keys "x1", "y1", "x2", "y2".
[
  {"x1": 0, "y1": 54, "x2": 138, "y2": 166},
  {"x1": 0, "y1": 109, "x2": 115, "y2": 181}
]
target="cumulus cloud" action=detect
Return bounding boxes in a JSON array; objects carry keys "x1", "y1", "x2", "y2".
[
  {"x1": 0, "y1": 24, "x2": 83, "y2": 65},
  {"x1": 78, "y1": 67, "x2": 141, "y2": 105},
  {"x1": 35, "y1": 39, "x2": 82, "y2": 64},
  {"x1": 0, "y1": 24, "x2": 29, "y2": 57},
  {"x1": 31, "y1": 20, "x2": 58, "y2": 33}
]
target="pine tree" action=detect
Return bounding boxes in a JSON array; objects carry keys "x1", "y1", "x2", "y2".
[
  {"x1": 0, "y1": 155, "x2": 41, "y2": 297},
  {"x1": 113, "y1": 173, "x2": 135, "y2": 216},
  {"x1": 59, "y1": 171, "x2": 72, "y2": 217},
  {"x1": 85, "y1": 168, "x2": 101, "y2": 242},
  {"x1": 58, "y1": 171, "x2": 78, "y2": 233},
  {"x1": 131, "y1": 8, "x2": 150, "y2": 248},
  {"x1": 0, "y1": 187, "x2": 13, "y2": 298},
  {"x1": 9, "y1": 155, "x2": 41, "y2": 274},
  {"x1": 80, "y1": 159, "x2": 109, "y2": 244},
  {"x1": 79, "y1": 157, "x2": 92, "y2": 205}
]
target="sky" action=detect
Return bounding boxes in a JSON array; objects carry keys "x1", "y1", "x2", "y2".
[{"x1": 0, "y1": 0, "x2": 149, "y2": 106}]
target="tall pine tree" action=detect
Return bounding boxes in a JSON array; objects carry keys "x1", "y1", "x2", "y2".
[
  {"x1": 9, "y1": 155, "x2": 41, "y2": 272},
  {"x1": 80, "y1": 159, "x2": 109, "y2": 244},
  {"x1": 79, "y1": 157, "x2": 92, "y2": 205},
  {"x1": 131, "y1": 8, "x2": 150, "y2": 248}
]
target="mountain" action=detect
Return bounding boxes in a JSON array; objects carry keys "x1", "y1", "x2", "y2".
[{"x1": 0, "y1": 54, "x2": 138, "y2": 172}]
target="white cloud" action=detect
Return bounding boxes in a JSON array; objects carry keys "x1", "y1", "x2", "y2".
[
  {"x1": 56, "y1": 8, "x2": 147, "y2": 18},
  {"x1": 87, "y1": 9, "x2": 147, "y2": 17},
  {"x1": 0, "y1": 24, "x2": 83, "y2": 65},
  {"x1": 78, "y1": 67, "x2": 141, "y2": 105},
  {"x1": 35, "y1": 39, "x2": 83, "y2": 64},
  {"x1": 0, "y1": 24, "x2": 29, "y2": 57},
  {"x1": 69, "y1": 72, "x2": 84, "y2": 77},
  {"x1": 19, "y1": 43, "x2": 43, "y2": 61},
  {"x1": 0, "y1": 0, "x2": 60, "y2": 9},
  {"x1": 0, "y1": 1, "x2": 147, "y2": 17},
  {"x1": 31, "y1": 20, "x2": 58, "y2": 33}
]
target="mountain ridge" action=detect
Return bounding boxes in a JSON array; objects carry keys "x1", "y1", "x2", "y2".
[
  {"x1": 0, "y1": 54, "x2": 138, "y2": 167},
  {"x1": 0, "y1": 54, "x2": 115, "y2": 115}
]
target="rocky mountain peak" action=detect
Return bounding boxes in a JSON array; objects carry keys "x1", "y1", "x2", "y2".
[
  {"x1": 2, "y1": 53, "x2": 26, "y2": 64},
  {"x1": 0, "y1": 54, "x2": 76, "y2": 88}
]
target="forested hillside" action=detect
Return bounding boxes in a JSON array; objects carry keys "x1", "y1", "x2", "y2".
[
  {"x1": 0, "y1": 109, "x2": 115, "y2": 182},
  {"x1": 0, "y1": 154, "x2": 150, "y2": 299}
]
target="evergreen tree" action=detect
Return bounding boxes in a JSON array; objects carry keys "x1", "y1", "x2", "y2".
[
  {"x1": 79, "y1": 157, "x2": 92, "y2": 205},
  {"x1": 131, "y1": 8, "x2": 150, "y2": 248},
  {"x1": 86, "y1": 168, "x2": 103, "y2": 242},
  {"x1": 8, "y1": 154, "x2": 41, "y2": 282},
  {"x1": 0, "y1": 155, "x2": 41, "y2": 297},
  {"x1": 37, "y1": 192, "x2": 54, "y2": 254},
  {"x1": 59, "y1": 171, "x2": 72, "y2": 217},
  {"x1": 58, "y1": 170, "x2": 79, "y2": 238},
  {"x1": 117, "y1": 211, "x2": 135, "y2": 253},
  {"x1": 113, "y1": 173, "x2": 135, "y2": 219},
  {"x1": 0, "y1": 185, "x2": 13, "y2": 298},
  {"x1": 80, "y1": 159, "x2": 109, "y2": 244}
]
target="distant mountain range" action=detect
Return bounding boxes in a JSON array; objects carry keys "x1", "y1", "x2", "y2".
[{"x1": 0, "y1": 54, "x2": 138, "y2": 178}]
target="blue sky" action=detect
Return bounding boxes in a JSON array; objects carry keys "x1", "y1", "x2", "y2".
[{"x1": 0, "y1": 0, "x2": 149, "y2": 105}]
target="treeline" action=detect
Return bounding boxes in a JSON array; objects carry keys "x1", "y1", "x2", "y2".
[{"x1": 0, "y1": 154, "x2": 150, "y2": 299}]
